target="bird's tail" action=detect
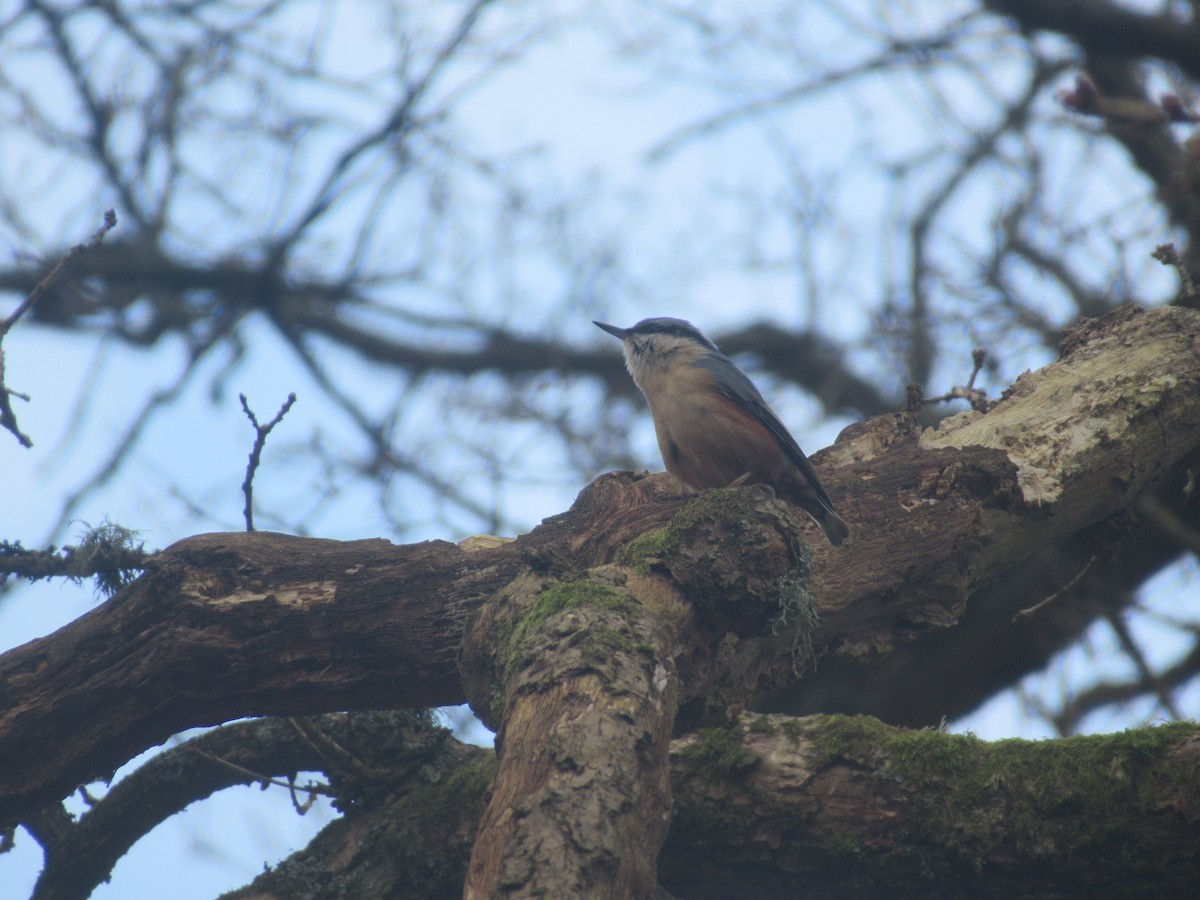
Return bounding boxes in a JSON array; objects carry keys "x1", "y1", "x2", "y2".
[
  {"x1": 783, "y1": 480, "x2": 850, "y2": 546},
  {"x1": 812, "y1": 504, "x2": 849, "y2": 546}
]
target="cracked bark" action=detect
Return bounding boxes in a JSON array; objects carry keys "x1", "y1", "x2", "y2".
[
  {"x1": 3, "y1": 305, "x2": 1199, "y2": 895},
  {"x1": 221, "y1": 713, "x2": 1200, "y2": 900}
]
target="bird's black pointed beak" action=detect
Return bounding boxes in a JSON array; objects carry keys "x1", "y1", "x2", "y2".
[{"x1": 594, "y1": 321, "x2": 628, "y2": 340}]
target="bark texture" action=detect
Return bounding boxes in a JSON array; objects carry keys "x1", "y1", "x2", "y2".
[
  {"x1": 3, "y1": 305, "x2": 1200, "y2": 896},
  {"x1": 661, "y1": 713, "x2": 1200, "y2": 899},
  {"x1": 462, "y1": 577, "x2": 679, "y2": 898},
  {"x1": 0, "y1": 533, "x2": 489, "y2": 822},
  {"x1": 195, "y1": 713, "x2": 1200, "y2": 900}
]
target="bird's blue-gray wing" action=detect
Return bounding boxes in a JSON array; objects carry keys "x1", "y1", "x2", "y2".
[{"x1": 694, "y1": 354, "x2": 839, "y2": 512}]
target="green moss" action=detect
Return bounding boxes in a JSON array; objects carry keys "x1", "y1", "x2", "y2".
[
  {"x1": 678, "y1": 726, "x2": 756, "y2": 780},
  {"x1": 804, "y1": 714, "x2": 1200, "y2": 883},
  {"x1": 528, "y1": 580, "x2": 637, "y2": 627},
  {"x1": 438, "y1": 755, "x2": 496, "y2": 820},
  {"x1": 681, "y1": 486, "x2": 763, "y2": 521},
  {"x1": 976, "y1": 722, "x2": 1198, "y2": 825},
  {"x1": 620, "y1": 488, "x2": 762, "y2": 573},
  {"x1": 500, "y1": 580, "x2": 641, "y2": 682},
  {"x1": 885, "y1": 725, "x2": 982, "y2": 782},
  {"x1": 621, "y1": 526, "x2": 679, "y2": 573},
  {"x1": 747, "y1": 716, "x2": 776, "y2": 734},
  {"x1": 769, "y1": 572, "x2": 819, "y2": 673},
  {"x1": 804, "y1": 713, "x2": 895, "y2": 766}
]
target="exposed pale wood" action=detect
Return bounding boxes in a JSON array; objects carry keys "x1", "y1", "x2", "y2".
[{"x1": 3, "y1": 306, "x2": 1200, "y2": 899}]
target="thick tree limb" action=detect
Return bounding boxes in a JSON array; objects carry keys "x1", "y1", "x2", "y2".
[
  {"x1": 762, "y1": 305, "x2": 1200, "y2": 725},
  {"x1": 30, "y1": 711, "x2": 439, "y2": 900},
  {"x1": 461, "y1": 576, "x2": 681, "y2": 898},
  {"x1": 984, "y1": 0, "x2": 1200, "y2": 83},
  {"x1": 0, "y1": 534, "x2": 483, "y2": 825},
  {"x1": 134, "y1": 712, "x2": 1200, "y2": 899},
  {"x1": 661, "y1": 713, "x2": 1200, "y2": 899},
  {"x1": 2, "y1": 307, "x2": 1199, "y2": 890}
]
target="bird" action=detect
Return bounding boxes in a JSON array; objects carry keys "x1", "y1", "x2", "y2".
[{"x1": 595, "y1": 317, "x2": 849, "y2": 546}]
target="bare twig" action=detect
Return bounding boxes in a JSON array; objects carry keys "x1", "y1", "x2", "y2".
[
  {"x1": 0, "y1": 209, "x2": 117, "y2": 447},
  {"x1": 239, "y1": 392, "x2": 298, "y2": 532},
  {"x1": 286, "y1": 717, "x2": 381, "y2": 781},
  {"x1": 1104, "y1": 609, "x2": 1183, "y2": 721},
  {"x1": 1057, "y1": 73, "x2": 1190, "y2": 126},
  {"x1": 1013, "y1": 554, "x2": 1101, "y2": 623},
  {"x1": 190, "y1": 746, "x2": 333, "y2": 807},
  {"x1": 77, "y1": 785, "x2": 100, "y2": 808},
  {"x1": 0, "y1": 209, "x2": 118, "y2": 340},
  {"x1": 919, "y1": 348, "x2": 991, "y2": 411}
]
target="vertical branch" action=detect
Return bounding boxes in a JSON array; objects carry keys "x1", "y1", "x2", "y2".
[
  {"x1": 461, "y1": 576, "x2": 680, "y2": 897},
  {"x1": 0, "y1": 210, "x2": 117, "y2": 448},
  {"x1": 238, "y1": 393, "x2": 298, "y2": 531}
]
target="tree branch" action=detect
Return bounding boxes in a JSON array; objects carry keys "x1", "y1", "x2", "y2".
[
  {"x1": 0, "y1": 209, "x2": 117, "y2": 447},
  {"x1": 661, "y1": 713, "x2": 1200, "y2": 898},
  {"x1": 1, "y1": 306, "x2": 1198, "y2": 877},
  {"x1": 29, "y1": 711, "x2": 435, "y2": 900},
  {"x1": 985, "y1": 0, "x2": 1200, "y2": 82},
  {"x1": 94, "y1": 711, "x2": 1200, "y2": 899}
]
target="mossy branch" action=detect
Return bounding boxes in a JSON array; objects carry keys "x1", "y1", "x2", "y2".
[{"x1": 0, "y1": 521, "x2": 150, "y2": 597}]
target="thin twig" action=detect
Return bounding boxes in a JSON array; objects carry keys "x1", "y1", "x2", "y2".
[
  {"x1": 1104, "y1": 609, "x2": 1184, "y2": 721},
  {"x1": 0, "y1": 209, "x2": 118, "y2": 338},
  {"x1": 967, "y1": 348, "x2": 986, "y2": 390},
  {"x1": 286, "y1": 716, "x2": 381, "y2": 780},
  {"x1": 921, "y1": 348, "x2": 990, "y2": 410},
  {"x1": 1013, "y1": 554, "x2": 1101, "y2": 623},
  {"x1": 0, "y1": 209, "x2": 118, "y2": 447},
  {"x1": 905, "y1": 383, "x2": 924, "y2": 413},
  {"x1": 190, "y1": 746, "x2": 334, "y2": 799},
  {"x1": 239, "y1": 392, "x2": 297, "y2": 531}
]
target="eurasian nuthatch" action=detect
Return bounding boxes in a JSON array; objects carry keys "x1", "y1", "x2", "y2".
[{"x1": 595, "y1": 317, "x2": 849, "y2": 546}]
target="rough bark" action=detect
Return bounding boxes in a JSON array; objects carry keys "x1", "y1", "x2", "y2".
[
  {"x1": 159, "y1": 713, "x2": 1200, "y2": 900},
  {"x1": 461, "y1": 577, "x2": 680, "y2": 898},
  {"x1": 28, "y1": 711, "x2": 466, "y2": 900},
  {"x1": 762, "y1": 306, "x2": 1200, "y2": 725},
  {"x1": 661, "y1": 713, "x2": 1200, "y2": 899},
  {"x1": 0, "y1": 533, "x2": 489, "y2": 823},
  {"x1": 3, "y1": 305, "x2": 1200, "y2": 895},
  {"x1": 454, "y1": 476, "x2": 827, "y2": 895}
]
